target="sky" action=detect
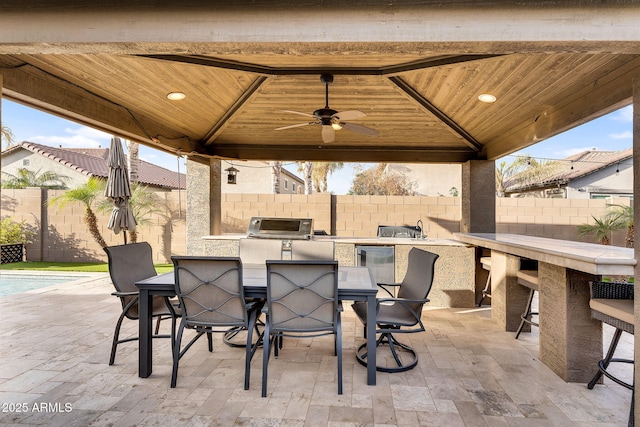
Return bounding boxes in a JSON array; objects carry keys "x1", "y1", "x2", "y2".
[{"x1": 1, "y1": 100, "x2": 634, "y2": 194}]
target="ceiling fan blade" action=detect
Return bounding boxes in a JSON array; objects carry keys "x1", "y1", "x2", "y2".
[
  {"x1": 341, "y1": 122, "x2": 379, "y2": 136},
  {"x1": 321, "y1": 125, "x2": 335, "y2": 143},
  {"x1": 274, "y1": 122, "x2": 315, "y2": 131},
  {"x1": 332, "y1": 110, "x2": 366, "y2": 121},
  {"x1": 282, "y1": 110, "x2": 317, "y2": 119}
]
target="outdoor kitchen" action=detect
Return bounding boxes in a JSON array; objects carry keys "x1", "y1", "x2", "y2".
[{"x1": 201, "y1": 217, "x2": 477, "y2": 308}]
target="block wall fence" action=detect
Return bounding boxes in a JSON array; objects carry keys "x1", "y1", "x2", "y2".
[{"x1": 1, "y1": 188, "x2": 631, "y2": 263}]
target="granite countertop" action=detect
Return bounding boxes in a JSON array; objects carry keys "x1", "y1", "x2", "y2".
[{"x1": 202, "y1": 234, "x2": 469, "y2": 246}]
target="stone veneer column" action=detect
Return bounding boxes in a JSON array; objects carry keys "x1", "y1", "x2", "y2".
[
  {"x1": 186, "y1": 158, "x2": 221, "y2": 255},
  {"x1": 462, "y1": 160, "x2": 497, "y2": 306},
  {"x1": 489, "y1": 251, "x2": 528, "y2": 331},
  {"x1": 538, "y1": 262, "x2": 601, "y2": 382},
  {"x1": 461, "y1": 160, "x2": 496, "y2": 233}
]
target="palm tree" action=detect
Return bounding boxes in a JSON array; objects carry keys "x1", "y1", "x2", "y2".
[
  {"x1": 312, "y1": 162, "x2": 344, "y2": 193},
  {"x1": 1, "y1": 123, "x2": 15, "y2": 149},
  {"x1": 605, "y1": 204, "x2": 634, "y2": 248},
  {"x1": 125, "y1": 139, "x2": 139, "y2": 184},
  {"x1": 98, "y1": 182, "x2": 166, "y2": 243},
  {"x1": 496, "y1": 155, "x2": 560, "y2": 197},
  {"x1": 577, "y1": 215, "x2": 620, "y2": 245},
  {"x1": 1, "y1": 168, "x2": 69, "y2": 189},
  {"x1": 49, "y1": 177, "x2": 107, "y2": 248}
]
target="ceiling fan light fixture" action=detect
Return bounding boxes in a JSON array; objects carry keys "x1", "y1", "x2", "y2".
[
  {"x1": 478, "y1": 93, "x2": 497, "y2": 103},
  {"x1": 331, "y1": 122, "x2": 343, "y2": 131},
  {"x1": 167, "y1": 92, "x2": 186, "y2": 101}
]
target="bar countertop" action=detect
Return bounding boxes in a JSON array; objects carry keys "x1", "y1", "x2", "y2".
[{"x1": 454, "y1": 232, "x2": 635, "y2": 276}]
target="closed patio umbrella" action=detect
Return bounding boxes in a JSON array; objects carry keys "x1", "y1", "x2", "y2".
[{"x1": 105, "y1": 136, "x2": 136, "y2": 244}]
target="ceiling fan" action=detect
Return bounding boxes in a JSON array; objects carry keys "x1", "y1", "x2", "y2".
[{"x1": 275, "y1": 73, "x2": 379, "y2": 143}]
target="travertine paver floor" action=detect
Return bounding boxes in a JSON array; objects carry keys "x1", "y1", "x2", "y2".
[{"x1": 0, "y1": 273, "x2": 633, "y2": 426}]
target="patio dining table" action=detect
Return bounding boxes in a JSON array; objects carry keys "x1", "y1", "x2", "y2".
[{"x1": 135, "y1": 264, "x2": 380, "y2": 385}]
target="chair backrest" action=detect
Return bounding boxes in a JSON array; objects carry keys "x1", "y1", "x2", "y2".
[
  {"x1": 104, "y1": 242, "x2": 157, "y2": 294},
  {"x1": 397, "y1": 248, "x2": 439, "y2": 302},
  {"x1": 266, "y1": 260, "x2": 339, "y2": 333},
  {"x1": 172, "y1": 256, "x2": 247, "y2": 328},
  {"x1": 291, "y1": 240, "x2": 334, "y2": 260},
  {"x1": 239, "y1": 238, "x2": 282, "y2": 265}
]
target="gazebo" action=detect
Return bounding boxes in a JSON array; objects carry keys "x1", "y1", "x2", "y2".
[{"x1": 1, "y1": 0, "x2": 639, "y2": 417}]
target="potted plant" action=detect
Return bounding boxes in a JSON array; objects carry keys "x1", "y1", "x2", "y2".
[{"x1": 0, "y1": 217, "x2": 35, "y2": 263}]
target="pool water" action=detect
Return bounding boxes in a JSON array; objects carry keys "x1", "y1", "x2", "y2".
[{"x1": 0, "y1": 273, "x2": 91, "y2": 296}]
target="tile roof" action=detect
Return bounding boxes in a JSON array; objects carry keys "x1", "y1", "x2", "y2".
[
  {"x1": 6, "y1": 141, "x2": 186, "y2": 190},
  {"x1": 505, "y1": 148, "x2": 632, "y2": 192}
]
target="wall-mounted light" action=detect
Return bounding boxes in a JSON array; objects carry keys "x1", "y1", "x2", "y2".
[
  {"x1": 616, "y1": 163, "x2": 620, "y2": 175},
  {"x1": 478, "y1": 93, "x2": 497, "y2": 103},
  {"x1": 225, "y1": 166, "x2": 239, "y2": 184},
  {"x1": 167, "y1": 92, "x2": 186, "y2": 101}
]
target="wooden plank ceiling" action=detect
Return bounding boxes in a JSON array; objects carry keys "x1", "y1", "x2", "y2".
[{"x1": 1, "y1": 48, "x2": 638, "y2": 163}]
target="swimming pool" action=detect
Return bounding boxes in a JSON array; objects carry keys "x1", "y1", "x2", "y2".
[{"x1": 0, "y1": 272, "x2": 92, "y2": 296}]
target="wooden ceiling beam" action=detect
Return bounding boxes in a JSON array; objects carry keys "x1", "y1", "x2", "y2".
[
  {"x1": 387, "y1": 76, "x2": 483, "y2": 152},
  {"x1": 201, "y1": 76, "x2": 269, "y2": 145},
  {"x1": 139, "y1": 54, "x2": 501, "y2": 76},
  {"x1": 1, "y1": 64, "x2": 198, "y2": 156},
  {"x1": 203, "y1": 143, "x2": 477, "y2": 163}
]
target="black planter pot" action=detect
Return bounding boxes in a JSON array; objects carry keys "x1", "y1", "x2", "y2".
[{"x1": 1, "y1": 243, "x2": 25, "y2": 264}]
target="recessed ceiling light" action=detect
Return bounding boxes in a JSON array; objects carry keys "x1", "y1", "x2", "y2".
[
  {"x1": 478, "y1": 93, "x2": 497, "y2": 103},
  {"x1": 167, "y1": 92, "x2": 186, "y2": 101}
]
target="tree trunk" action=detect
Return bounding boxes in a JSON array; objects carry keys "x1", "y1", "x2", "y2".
[
  {"x1": 303, "y1": 162, "x2": 313, "y2": 194},
  {"x1": 126, "y1": 140, "x2": 139, "y2": 184},
  {"x1": 85, "y1": 207, "x2": 107, "y2": 248},
  {"x1": 271, "y1": 161, "x2": 282, "y2": 194},
  {"x1": 626, "y1": 224, "x2": 634, "y2": 248}
]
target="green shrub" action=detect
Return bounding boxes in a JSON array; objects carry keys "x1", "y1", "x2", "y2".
[{"x1": 0, "y1": 217, "x2": 36, "y2": 245}]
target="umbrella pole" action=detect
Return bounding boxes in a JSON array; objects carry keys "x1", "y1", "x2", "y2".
[{"x1": 123, "y1": 231, "x2": 127, "y2": 245}]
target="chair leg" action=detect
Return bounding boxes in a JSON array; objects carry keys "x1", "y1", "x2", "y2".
[
  {"x1": 588, "y1": 328, "x2": 623, "y2": 389},
  {"x1": 171, "y1": 322, "x2": 186, "y2": 388},
  {"x1": 245, "y1": 308, "x2": 260, "y2": 390},
  {"x1": 261, "y1": 323, "x2": 273, "y2": 398},
  {"x1": 477, "y1": 271, "x2": 491, "y2": 306},
  {"x1": 109, "y1": 310, "x2": 128, "y2": 365},
  {"x1": 337, "y1": 314, "x2": 343, "y2": 395},
  {"x1": 207, "y1": 331, "x2": 213, "y2": 352},
  {"x1": 515, "y1": 288, "x2": 538, "y2": 339},
  {"x1": 154, "y1": 316, "x2": 162, "y2": 335}
]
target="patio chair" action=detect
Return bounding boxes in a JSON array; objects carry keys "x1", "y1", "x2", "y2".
[
  {"x1": 352, "y1": 247, "x2": 439, "y2": 372},
  {"x1": 104, "y1": 242, "x2": 179, "y2": 365},
  {"x1": 587, "y1": 280, "x2": 634, "y2": 426},
  {"x1": 476, "y1": 253, "x2": 492, "y2": 306},
  {"x1": 262, "y1": 260, "x2": 342, "y2": 397},
  {"x1": 514, "y1": 259, "x2": 539, "y2": 339},
  {"x1": 222, "y1": 239, "x2": 282, "y2": 347},
  {"x1": 170, "y1": 256, "x2": 262, "y2": 389}
]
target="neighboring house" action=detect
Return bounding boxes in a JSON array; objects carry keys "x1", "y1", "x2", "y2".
[
  {"x1": 1, "y1": 141, "x2": 186, "y2": 191},
  {"x1": 504, "y1": 148, "x2": 633, "y2": 199},
  {"x1": 2, "y1": 142, "x2": 304, "y2": 194},
  {"x1": 385, "y1": 163, "x2": 462, "y2": 196},
  {"x1": 221, "y1": 161, "x2": 304, "y2": 194}
]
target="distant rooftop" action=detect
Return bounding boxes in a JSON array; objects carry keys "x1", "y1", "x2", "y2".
[{"x1": 4, "y1": 141, "x2": 186, "y2": 190}]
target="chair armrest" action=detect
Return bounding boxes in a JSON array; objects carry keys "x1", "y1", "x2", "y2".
[
  {"x1": 111, "y1": 291, "x2": 138, "y2": 298},
  {"x1": 590, "y1": 281, "x2": 633, "y2": 300},
  {"x1": 375, "y1": 297, "x2": 430, "y2": 320},
  {"x1": 377, "y1": 282, "x2": 401, "y2": 297}
]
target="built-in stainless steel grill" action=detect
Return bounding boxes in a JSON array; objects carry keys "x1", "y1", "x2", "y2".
[{"x1": 246, "y1": 217, "x2": 314, "y2": 240}]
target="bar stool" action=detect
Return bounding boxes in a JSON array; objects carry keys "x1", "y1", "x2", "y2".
[
  {"x1": 476, "y1": 256, "x2": 492, "y2": 306},
  {"x1": 587, "y1": 281, "x2": 634, "y2": 427},
  {"x1": 514, "y1": 269, "x2": 539, "y2": 339}
]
